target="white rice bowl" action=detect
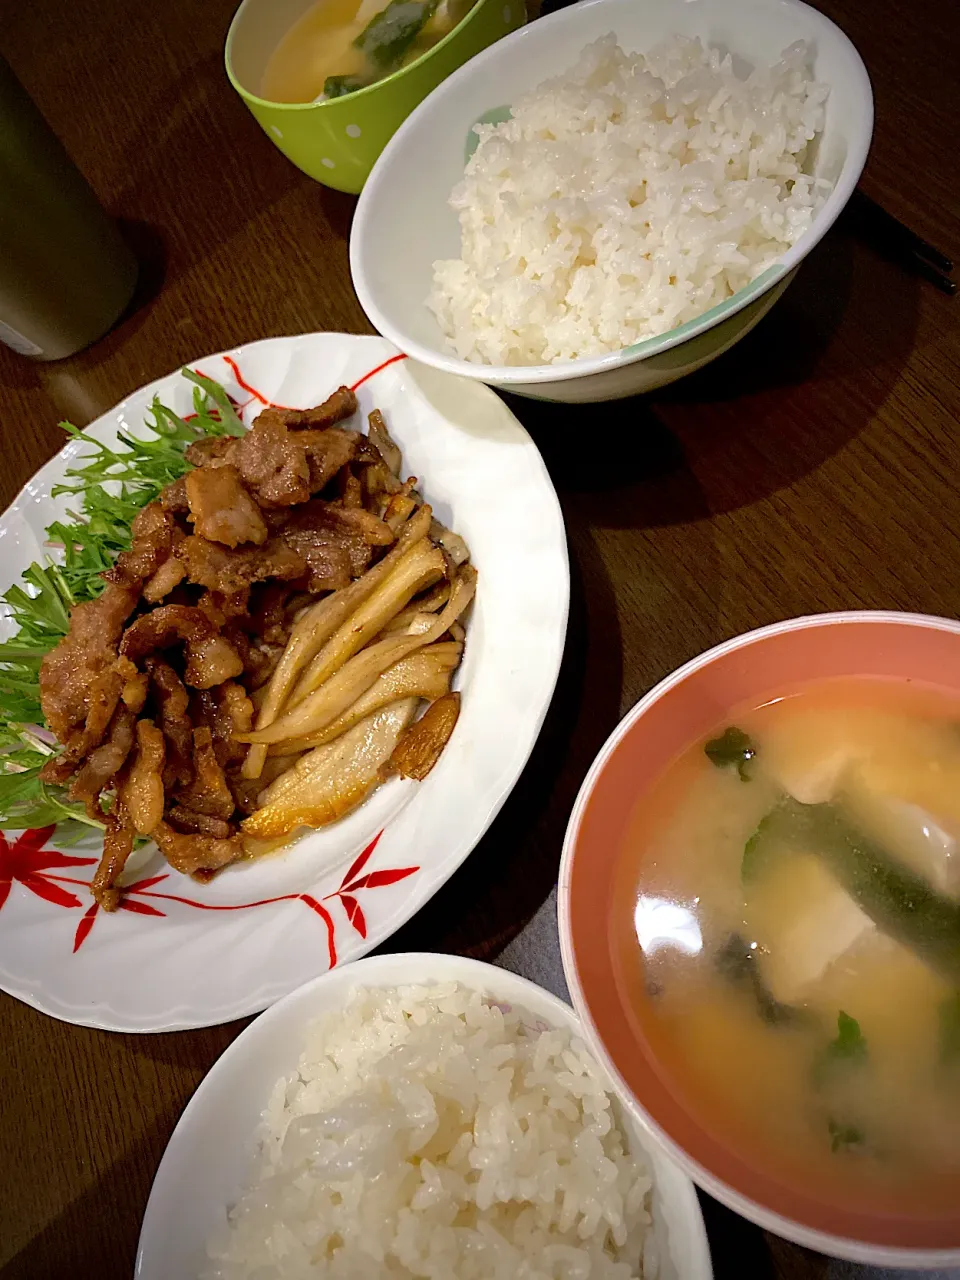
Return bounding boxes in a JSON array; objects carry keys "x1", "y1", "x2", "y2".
[
  {"x1": 203, "y1": 982, "x2": 655, "y2": 1279},
  {"x1": 428, "y1": 34, "x2": 832, "y2": 366}
]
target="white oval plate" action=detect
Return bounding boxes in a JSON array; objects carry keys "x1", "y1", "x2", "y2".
[
  {"x1": 0, "y1": 334, "x2": 568, "y2": 1031},
  {"x1": 137, "y1": 953, "x2": 712, "y2": 1280}
]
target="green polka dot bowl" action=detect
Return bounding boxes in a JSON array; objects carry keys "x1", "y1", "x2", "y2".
[{"x1": 225, "y1": 0, "x2": 525, "y2": 195}]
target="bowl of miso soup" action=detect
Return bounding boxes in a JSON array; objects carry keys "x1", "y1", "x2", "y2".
[
  {"x1": 559, "y1": 611, "x2": 960, "y2": 1265},
  {"x1": 226, "y1": 0, "x2": 523, "y2": 193}
]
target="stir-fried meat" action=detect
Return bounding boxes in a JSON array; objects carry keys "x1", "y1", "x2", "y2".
[
  {"x1": 142, "y1": 556, "x2": 186, "y2": 604},
  {"x1": 192, "y1": 680, "x2": 253, "y2": 769},
  {"x1": 187, "y1": 412, "x2": 361, "y2": 509},
  {"x1": 232, "y1": 415, "x2": 312, "y2": 506},
  {"x1": 180, "y1": 534, "x2": 306, "y2": 596},
  {"x1": 230, "y1": 631, "x2": 282, "y2": 688},
  {"x1": 198, "y1": 588, "x2": 252, "y2": 627},
  {"x1": 152, "y1": 820, "x2": 243, "y2": 878},
  {"x1": 160, "y1": 475, "x2": 189, "y2": 512},
  {"x1": 175, "y1": 726, "x2": 235, "y2": 820},
  {"x1": 278, "y1": 501, "x2": 395, "y2": 593},
  {"x1": 118, "y1": 656, "x2": 149, "y2": 712},
  {"x1": 247, "y1": 584, "x2": 293, "y2": 645},
  {"x1": 104, "y1": 501, "x2": 180, "y2": 589},
  {"x1": 184, "y1": 435, "x2": 234, "y2": 469},
  {"x1": 185, "y1": 632, "x2": 245, "y2": 689},
  {"x1": 121, "y1": 719, "x2": 166, "y2": 834},
  {"x1": 37, "y1": 390, "x2": 469, "y2": 904},
  {"x1": 298, "y1": 428, "x2": 361, "y2": 494},
  {"x1": 185, "y1": 464, "x2": 268, "y2": 548},
  {"x1": 69, "y1": 703, "x2": 137, "y2": 817},
  {"x1": 39, "y1": 582, "x2": 139, "y2": 760},
  {"x1": 166, "y1": 806, "x2": 235, "y2": 839},
  {"x1": 271, "y1": 386, "x2": 357, "y2": 430},
  {"x1": 120, "y1": 604, "x2": 243, "y2": 690},
  {"x1": 337, "y1": 467, "x2": 364, "y2": 509},
  {"x1": 145, "y1": 657, "x2": 193, "y2": 786},
  {"x1": 91, "y1": 808, "x2": 135, "y2": 911}
]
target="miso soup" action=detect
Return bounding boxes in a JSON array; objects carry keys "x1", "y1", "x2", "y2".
[
  {"x1": 261, "y1": 0, "x2": 478, "y2": 103},
  {"x1": 613, "y1": 677, "x2": 960, "y2": 1225}
]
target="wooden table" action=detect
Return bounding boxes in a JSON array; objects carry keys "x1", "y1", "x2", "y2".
[{"x1": 1, "y1": 0, "x2": 958, "y2": 1275}]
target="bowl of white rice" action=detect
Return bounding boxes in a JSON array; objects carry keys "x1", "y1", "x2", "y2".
[
  {"x1": 136, "y1": 953, "x2": 712, "y2": 1279},
  {"x1": 349, "y1": 0, "x2": 872, "y2": 403}
]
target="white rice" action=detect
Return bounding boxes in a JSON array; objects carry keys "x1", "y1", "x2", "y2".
[
  {"x1": 203, "y1": 982, "x2": 653, "y2": 1279},
  {"x1": 428, "y1": 34, "x2": 832, "y2": 366}
]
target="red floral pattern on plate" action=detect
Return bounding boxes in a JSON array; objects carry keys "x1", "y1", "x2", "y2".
[
  {"x1": 0, "y1": 351, "x2": 416, "y2": 968},
  {"x1": 0, "y1": 828, "x2": 418, "y2": 966}
]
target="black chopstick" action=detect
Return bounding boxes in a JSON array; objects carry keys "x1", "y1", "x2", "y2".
[{"x1": 846, "y1": 189, "x2": 956, "y2": 295}]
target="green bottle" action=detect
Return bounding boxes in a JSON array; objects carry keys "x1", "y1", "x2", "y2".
[{"x1": 0, "y1": 56, "x2": 137, "y2": 361}]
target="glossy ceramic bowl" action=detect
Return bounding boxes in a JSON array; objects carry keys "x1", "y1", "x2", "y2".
[
  {"x1": 351, "y1": 0, "x2": 873, "y2": 402},
  {"x1": 558, "y1": 611, "x2": 960, "y2": 1266},
  {"x1": 225, "y1": 0, "x2": 524, "y2": 194},
  {"x1": 137, "y1": 952, "x2": 713, "y2": 1279}
]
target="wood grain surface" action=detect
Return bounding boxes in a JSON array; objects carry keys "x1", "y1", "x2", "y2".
[{"x1": 1, "y1": 0, "x2": 958, "y2": 1276}]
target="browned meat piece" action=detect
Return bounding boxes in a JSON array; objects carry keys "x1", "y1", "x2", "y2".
[
  {"x1": 91, "y1": 808, "x2": 135, "y2": 911},
  {"x1": 247, "y1": 584, "x2": 292, "y2": 645},
  {"x1": 39, "y1": 582, "x2": 139, "y2": 759},
  {"x1": 197, "y1": 588, "x2": 251, "y2": 627},
  {"x1": 269, "y1": 386, "x2": 358, "y2": 430},
  {"x1": 118, "y1": 656, "x2": 149, "y2": 712},
  {"x1": 120, "y1": 604, "x2": 243, "y2": 689},
  {"x1": 175, "y1": 726, "x2": 235, "y2": 819},
  {"x1": 145, "y1": 657, "x2": 193, "y2": 785},
  {"x1": 152, "y1": 819, "x2": 243, "y2": 878},
  {"x1": 69, "y1": 704, "x2": 137, "y2": 817},
  {"x1": 246, "y1": 641, "x2": 282, "y2": 689},
  {"x1": 297, "y1": 428, "x2": 360, "y2": 494},
  {"x1": 184, "y1": 435, "x2": 235, "y2": 469},
  {"x1": 160, "y1": 476, "x2": 189, "y2": 513},
  {"x1": 185, "y1": 464, "x2": 268, "y2": 548},
  {"x1": 381, "y1": 692, "x2": 461, "y2": 782},
  {"x1": 180, "y1": 535, "x2": 306, "y2": 595},
  {"x1": 278, "y1": 501, "x2": 394, "y2": 593},
  {"x1": 192, "y1": 680, "x2": 253, "y2": 769},
  {"x1": 120, "y1": 719, "x2": 166, "y2": 835},
  {"x1": 104, "y1": 501, "x2": 180, "y2": 589},
  {"x1": 185, "y1": 633, "x2": 245, "y2": 689},
  {"x1": 337, "y1": 467, "x2": 364, "y2": 509},
  {"x1": 166, "y1": 806, "x2": 235, "y2": 839},
  {"x1": 142, "y1": 556, "x2": 186, "y2": 604},
  {"x1": 233, "y1": 416, "x2": 311, "y2": 506},
  {"x1": 223, "y1": 627, "x2": 282, "y2": 688}
]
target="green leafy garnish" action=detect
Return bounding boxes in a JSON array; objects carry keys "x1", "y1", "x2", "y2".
[
  {"x1": 939, "y1": 992, "x2": 960, "y2": 1066},
  {"x1": 741, "y1": 798, "x2": 960, "y2": 984},
  {"x1": 715, "y1": 933, "x2": 802, "y2": 1026},
  {"x1": 353, "y1": 0, "x2": 439, "y2": 70},
  {"x1": 705, "y1": 726, "x2": 757, "y2": 781},
  {"x1": 827, "y1": 1010, "x2": 868, "y2": 1062},
  {"x1": 0, "y1": 370, "x2": 243, "y2": 832},
  {"x1": 827, "y1": 1118, "x2": 864, "y2": 1153},
  {"x1": 813, "y1": 1010, "x2": 868, "y2": 1088},
  {"x1": 323, "y1": 74, "x2": 370, "y2": 99}
]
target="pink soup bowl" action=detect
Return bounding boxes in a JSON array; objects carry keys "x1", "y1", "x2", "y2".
[{"x1": 559, "y1": 611, "x2": 960, "y2": 1268}]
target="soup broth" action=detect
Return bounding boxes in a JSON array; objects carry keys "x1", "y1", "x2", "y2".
[
  {"x1": 613, "y1": 677, "x2": 960, "y2": 1224},
  {"x1": 261, "y1": 0, "x2": 477, "y2": 103}
]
